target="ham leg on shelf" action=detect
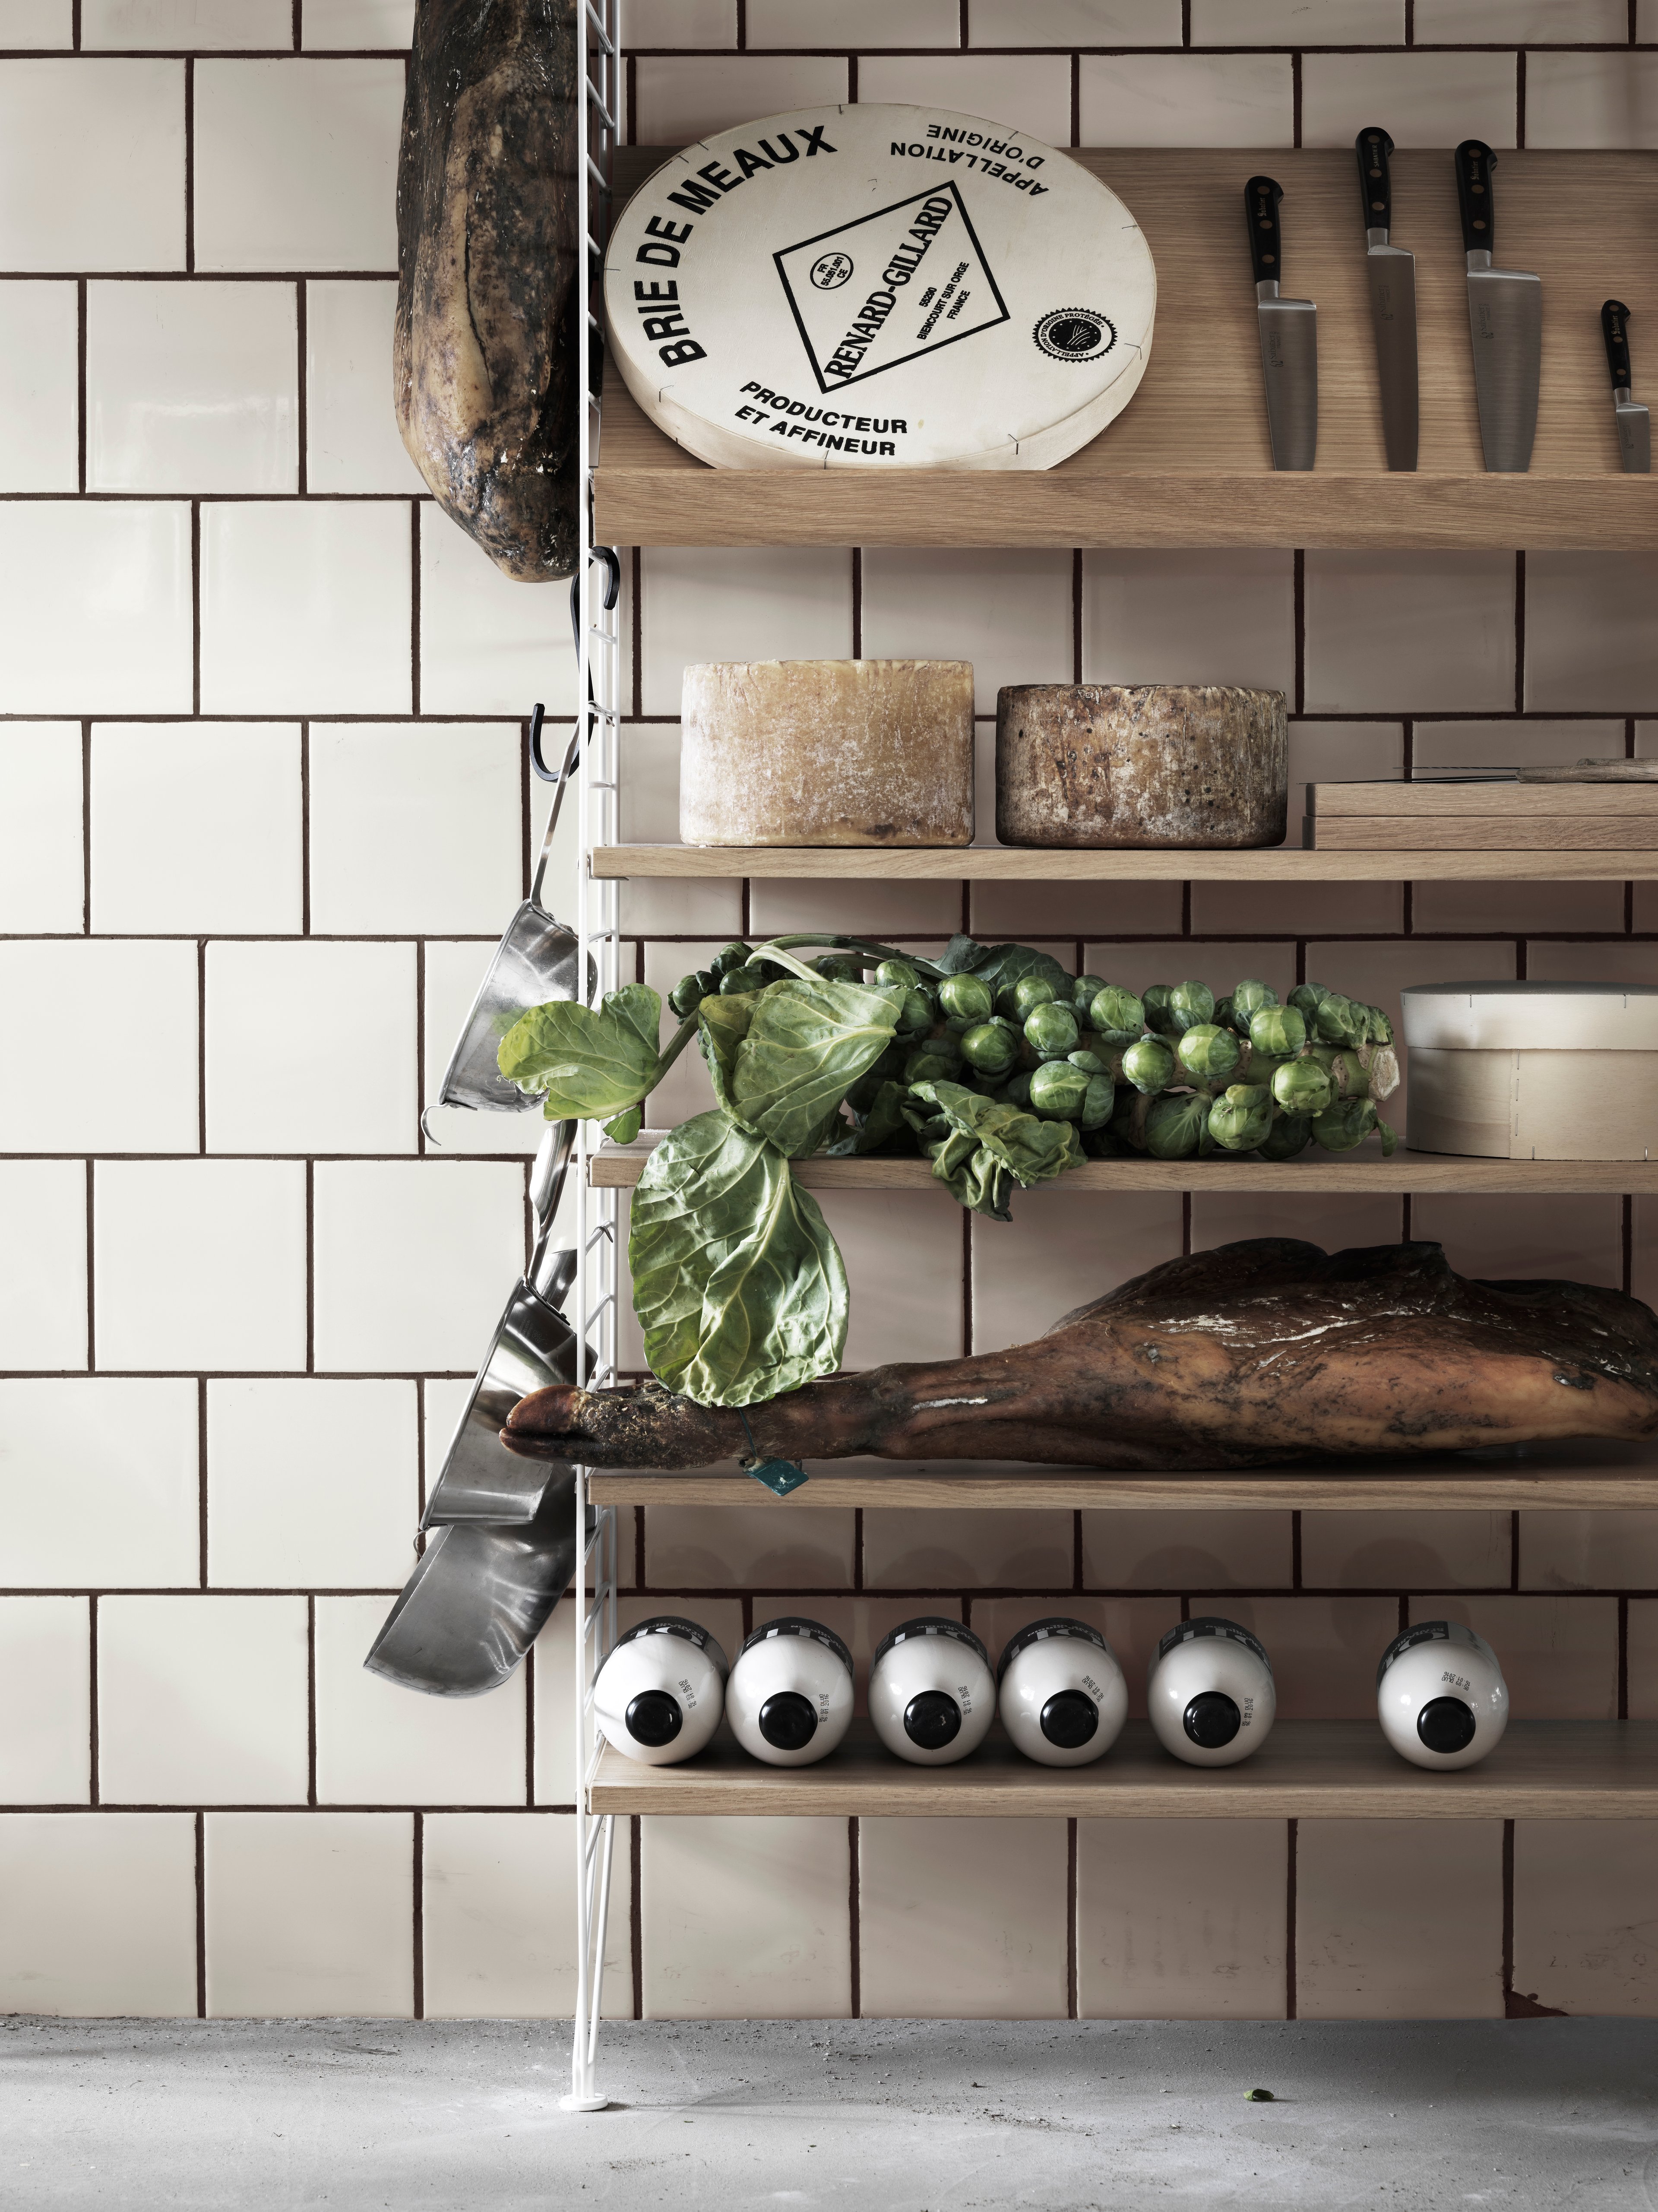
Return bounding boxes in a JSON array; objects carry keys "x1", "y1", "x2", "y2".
[{"x1": 502, "y1": 1239, "x2": 1658, "y2": 1472}]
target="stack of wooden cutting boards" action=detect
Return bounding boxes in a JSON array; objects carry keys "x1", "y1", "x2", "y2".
[{"x1": 1306, "y1": 767, "x2": 1658, "y2": 850}]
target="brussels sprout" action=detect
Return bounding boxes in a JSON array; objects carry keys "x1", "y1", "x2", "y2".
[
  {"x1": 1272, "y1": 1056, "x2": 1332, "y2": 1115},
  {"x1": 1122, "y1": 1035, "x2": 1177, "y2": 1096},
  {"x1": 1288, "y1": 981, "x2": 1331, "y2": 1024},
  {"x1": 1006, "y1": 975, "x2": 1059, "y2": 1020},
  {"x1": 1176, "y1": 1022, "x2": 1242, "y2": 1084},
  {"x1": 1231, "y1": 979, "x2": 1278, "y2": 1025},
  {"x1": 1213, "y1": 993, "x2": 1239, "y2": 1035},
  {"x1": 875, "y1": 958, "x2": 922, "y2": 992},
  {"x1": 1365, "y1": 1004, "x2": 1395, "y2": 1046},
  {"x1": 1314, "y1": 992, "x2": 1365, "y2": 1047},
  {"x1": 1068, "y1": 1049, "x2": 1108, "y2": 1075},
  {"x1": 1208, "y1": 1083, "x2": 1275, "y2": 1153},
  {"x1": 1309, "y1": 1043, "x2": 1370, "y2": 1101},
  {"x1": 1360, "y1": 1042, "x2": 1401, "y2": 1102},
  {"x1": 959, "y1": 1022, "x2": 1018, "y2": 1078},
  {"x1": 1141, "y1": 984, "x2": 1177, "y2": 1036},
  {"x1": 999, "y1": 1071, "x2": 1033, "y2": 1108},
  {"x1": 1025, "y1": 1001, "x2": 1081, "y2": 1060},
  {"x1": 1088, "y1": 985, "x2": 1146, "y2": 1043},
  {"x1": 1249, "y1": 1004, "x2": 1306, "y2": 1059},
  {"x1": 1078, "y1": 1072, "x2": 1116, "y2": 1130},
  {"x1": 1168, "y1": 980, "x2": 1217, "y2": 1034},
  {"x1": 816, "y1": 954, "x2": 865, "y2": 985},
  {"x1": 711, "y1": 941, "x2": 753, "y2": 978},
  {"x1": 904, "y1": 1037, "x2": 962, "y2": 1087},
  {"x1": 1145, "y1": 1091, "x2": 1209, "y2": 1160},
  {"x1": 1257, "y1": 1113, "x2": 1313, "y2": 1162},
  {"x1": 896, "y1": 986, "x2": 935, "y2": 1036},
  {"x1": 1110, "y1": 1090, "x2": 1152, "y2": 1151},
  {"x1": 1376, "y1": 1114, "x2": 1399, "y2": 1158},
  {"x1": 668, "y1": 966, "x2": 718, "y2": 1018},
  {"x1": 719, "y1": 963, "x2": 769, "y2": 995},
  {"x1": 1029, "y1": 1060, "x2": 1090, "y2": 1120},
  {"x1": 938, "y1": 972, "x2": 994, "y2": 1023},
  {"x1": 1311, "y1": 1098, "x2": 1380, "y2": 1152},
  {"x1": 1072, "y1": 973, "x2": 1109, "y2": 1010}
]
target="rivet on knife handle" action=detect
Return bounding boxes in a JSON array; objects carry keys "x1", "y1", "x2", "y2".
[
  {"x1": 1356, "y1": 124, "x2": 1394, "y2": 236},
  {"x1": 1455, "y1": 139, "x2": 1497, "y2": 259}
]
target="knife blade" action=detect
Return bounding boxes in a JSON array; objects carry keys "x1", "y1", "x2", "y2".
[
  {"x1": 1244, "y1": 174, "x2": 1316, "y2": 472},
  {"x1": 1455, "y1": 139, "x2": 1541, "y2": 474},
  {"x1": 1355, "y1": 125, "x2": 1418, "y2": 471},
  {"x1": 1601, "y1": 298, "x2": 1651, "y2": 474}
]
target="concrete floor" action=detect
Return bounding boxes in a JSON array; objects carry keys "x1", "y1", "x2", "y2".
[{"x1": 4, "y1": 2015, "x2": 1656, "y2": 2210}]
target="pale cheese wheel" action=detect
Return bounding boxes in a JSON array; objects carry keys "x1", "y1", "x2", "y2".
[
  {"x1": 1400, "y1": 981, "x2": 1658, "y2": 1052},
  {"x1": 680, "y1": 659, "x2": 973, "y2": 847},
  {"x1": 605, "y1": 103, "x2": 1155, "y2": 473}
]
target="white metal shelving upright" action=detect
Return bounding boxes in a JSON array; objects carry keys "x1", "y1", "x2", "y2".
[{"x1": 564, "y1": 0, "x2": 623, "y2": 2115}]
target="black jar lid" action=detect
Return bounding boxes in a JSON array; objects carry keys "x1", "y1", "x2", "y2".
[
  {"x1": 872, "y1": 1615, "x2": 990, "y2": 1672},
  {"x1": 996, "y1": 1616, "x2": 1111, "y2": 1685},
  {"x1": 739, "y1": 1615, "x2": 854, "y2": 1675}
]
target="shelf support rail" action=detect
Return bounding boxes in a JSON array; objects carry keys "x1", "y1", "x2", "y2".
[{"x1": 563, "y1": 0, "x2": 621, "y2": 2119}]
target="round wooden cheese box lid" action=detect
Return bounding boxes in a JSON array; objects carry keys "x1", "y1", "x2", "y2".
[
  {"x1": 1401, "y1": 981, "x2": 1658, "y2": 1052},
  {"x1": 604, "y1": 103, "x2": 1156, "y2": 472}
]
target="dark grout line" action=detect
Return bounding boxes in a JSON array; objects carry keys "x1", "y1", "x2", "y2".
[
  {"x1": 412, "y1": 1810, "x2": 425, "y2": 2018},
  {"x1": 304, "y1": 1158, "x2": 315, "y2": 1373},
  {"x1": 190, "y1": 499, "x2": 201, "y2": 714},
  {"x1": 196, "y1": 938, "x2": 207, "y2": 1152},
  {"x1": 630, "y1": 1816, "x2": 644, "y2": 2019},
  {"x1": 1514, "y1": 551, "x2": 1526, "y2": 713},
  {"x1": 184, "y1": 57, "x2": 195, "y2": 273},
  {"x1": 194, "y1": 1809, "x2": 206, "y2": 2017},
  {"x1": 1065, "y1": 1818, "x2": 1078, "y2": 2019},
  {"x1": 848, "y1": 1816, "x2": 861, "y2": 2018},
  {"x1": 293, "y1": 0, "x2": 301, "y2": 52},
  {"x1": 1069, "y1": 51, "x2": 1079, "y2": 148},
  {"x1": 1284, "y1": 1818, "x2": 1297, "y2": 2019},
  {"x1": 80, "y1": 718, "x2": 91, "y2": 933},
  {"x1": 295, "y1": 280, "x2": 307, "y2": 494},
  {"x1": 71, "y1": 0, "x2": 79, "y2": 51},
  {"x1": 1500, "y1": 1816, "x2": 1515, "y2": 2006},
  {"x1": 1510, "y1": 1509, "x2": 1521, "y2": 1592},
  {"x1": 84, "y1": 1155, "x2": 95, "y2": 1371},
  {"x1": 1618, "y1": 1596, "x2": 1629, "y2": 1719},
  {"x1": 76, "y1": 279, "x2": 87, "y2": 492},
  {"x1": 1293, "y1": 549, "x2": 1306, "y2": 716},
  {"x1": 1516, "y1": 46, "x2": 1527, "y2": 150},
  {"x1": 524, "y1": 1640, "x2": 536, "y2": 1806},
  {"x1": 87, "y1": 1593, "x2": 99, "y2": 1804},
  {"x1": 306, "y1": 1594, "x2": 317, "y2": 1804},
  {"x1": 1291, "y1": 49, "x2": 1302, "y2": 148},
  {"x1": 299, "y1": 720, "x2": 310, "y2": 934},
  {"x1": 197, "y1": 1377, "x2": 209, "y2": 1589},
  {"x1": 410, "y1": 501, "x2": 421, "y2": 716}
]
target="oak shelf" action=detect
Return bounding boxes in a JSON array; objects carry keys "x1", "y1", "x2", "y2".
[
  {"x1": 588, "y1": 1718, "x2": 1658, "y2": 1820},
  {"x1": 598, "y1": 147, "x2": 1658, "y2": 552},
  {"x1": 588, "y1": 1439, "x2": 1658, "y2": 1513},
  {"x1": 591, "y1": 845, "x2": 1658, "y2": 882}
]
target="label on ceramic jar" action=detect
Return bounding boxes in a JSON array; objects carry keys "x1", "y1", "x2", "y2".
[
  {"x1": 619, "y1": 1616, "x2": 715, "y2": 1651},
  {"x1": 1376, "y1": 1618, "x2": 1486, "y2": 1687},
  {"x1": 997, "y1": 1616, "x2": 1112, "y2": 1680},
  {"x1": 604, "y1": 103, "x2": 1156, "y2": 473},
  {"x1": 740, "y1": 1616, "x2": 854, "y2": 1673},
  {"x1": 872, "y1": 1615, "x2": 990, "y2": 1669},
  {"x1": 1158, "y1": 1616, "x2": 1273, "y2": 1672}
]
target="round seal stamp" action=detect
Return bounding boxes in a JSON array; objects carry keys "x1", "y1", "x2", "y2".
[
  {"x1": 1033, "y1": 307, "x2": 1117, "y2": 361},
  {"x1": 810, "y1": 251, "x2": 854, "y2": 290}
]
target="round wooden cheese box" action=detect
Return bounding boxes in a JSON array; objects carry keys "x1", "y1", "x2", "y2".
[
  {"x1": 1401, "y1": 981, "x2": 1658, "y2": 1161},
  {"x1": 604, "y1": 103, "x2": 1156, "y2": 472}
]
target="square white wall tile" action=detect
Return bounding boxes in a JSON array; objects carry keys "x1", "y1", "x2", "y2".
[
  {"x1": 1082, "y1": 551, "x2": 1294, "y2": 693},
  {"x1": 1304, "y1": 551, "x2": 1516, "y2": 713},
  {"x1": 0, "y1": 1813, "x2": 197, "y2": 2015},
  {"x1": 1077, "y1": 54, "x2": 1292, "y2": 149},
  {"x1": 1512, "y1": 1824, "x2": 1658, "y2": 2016},
  {"x1": 1301, "y1": 52, "x2": 1519, "y2": 150},
  {"x1": 83, "y1": 0, "x2": 293, "y2": 42},
  {"x1": 0, "y1": 60, "x2": 184, "y2": 269},
  {"x1": 619, "y1": 0, "x2": 733, "y2": 44},
  {"x1": 0, "y1": 1378, "x2": 199, "y2": 1589},
  {"x1": 972, "y1": 1190, "x2": 1182, "y2": 1357},
  {"x1": 305, "y1": 279, "x2": 426, "y2": 494},
  {"x1": 87, "y1": 281, "x2": 297, "y2": 493},
  {"x1": 639, "y1": 546, "x2": 854, "y2": 716},
  {"x1": 0, "y1": 724, "x2": 81, "y2": 932},
  {"x1": 1525, "y1": 554, "x2": 1658, "y2": 712},
  {"x1": 0, "y1": 283, "x2": 77, "y2": 489},
  {"x1": 1417, "y1": 0, "x2": 1625, "y2": 32},
  {"x1": 861, "y1": 1506, "x2": 1072, "y2": 1590},
  {"x1": 0, "y1": 1, "x2": 73, "y2": 44},
  {"x1": 0, "y1": 1159, "x2": 86, "y2": 1370},
  {"x1": 633, "y1": 55, "x2": 848, "y2": 143},
  {"x1": 858, "y1": 56, "x2": 1073, "y2": 146},
  {"x1": 91, "y1": 722, "x2": 302, "y2": 934},
  {"x1": 1519, "y1": 1511, "x2": 1658, "y2": 1594},
  {"x1": 207, "y1": 1378, "x2": 416, "y2": 1588},
  {"x1": 750, "y1": 0, "x2": 957, "y2": 41},
  {"x1": 315, "y1": 1593, "x2": 526, "y2": 1809},
  {"x1": 0, "y1": 502, "x2": 192, "y2": 713},
  {"x1": 860, "y1": 1817, "x2": 1068, "y2": 2018},
  {"x1": 644, "y1": 1503, "x2": 855, "y2": 1590},
  {"x1": 200, "y1": 500, "x2": 412, "y2": 714},
  {"x1": 420, "y1": 940, "x2": 549, "y2": 1158},
  {"x1": 1412, "y1": 1194, "x2": 1623, "y2": 1297},
  {"x1": 1295, "y1": 1820, "x2": 1503, "y2": 2019},
  {"x1": 0, "y1": 1598, "x2": 89, "y2": 1804},
  {"x1": 0, "y1": 940, "x2": 197, "y2": 1152},
  {"x1": 98, "y1": 1594, "x2": 309, "y2": 1803},
  {"x1": 618, "y1": 724, "x2": 744, "y2": 936},
  {"x1": 971, "y1": 1, "x2": 1179, "y2": 43},
  {"x1": 194, "y1": 60, "x2": 403, "y2": 272},
  {"x1": 302, "y1": 0, "x2": 414, "y2": 43},
  {"x1": 423, "y1": 1813, "x2": 632, "y2": 2020},
  {"x1": 641, "y1": 1815, "x2": 851, "y2": 2018},
  {"x1": 1301, "y1": 1510, "x2": 1510, "y2": 1591},
  {"x1": 419, "y1": 506, "x2": 579, "y2": 718},
  {"x1": 95, "y1": 1161, "x2": 308, "y2": 1372},
  {"x1": 1082, "y1": 1508, "x2": 1292, "y2": 1592},
  {"x1": 206, "y1": 1811, "x2": 413, "y2": 2016},
  {"x1": 745, "y1": 877, "x2": 963, "y2": 937},
  {"x1": 1530, "y1": 57, "x2": 1658, "y2": 151},
  {"x1": 312, "y1": 1161, "x2": 525, "y2": 1373},
  {"x1": 1078, "y1": 1820, "x2": 1287, "y2": 2019},
  {"x1": 205, "y1": 940, "x2": 416, "y2": 1154},
  {"x1": 815, "y1": 1188, "x2": 964, "y2": 1368},
  {"x1": 861, "y1": 548, "x2": 1073, "y2": 716},
  {"x1": 1192, "y1": 0, "x2": 1400, "y2": 37},
  {"x1": 307, "y1": 722, "x2": 521, "y2": 934}
]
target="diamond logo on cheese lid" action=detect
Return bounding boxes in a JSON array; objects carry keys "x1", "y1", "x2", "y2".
[{"x1": 604, "y1": 103, "x2": 1156, "y2": 473}]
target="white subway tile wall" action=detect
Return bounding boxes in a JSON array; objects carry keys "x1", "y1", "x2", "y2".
[{"x1": 1, "y1": 3, "x2": 1655, "y2": 2034}]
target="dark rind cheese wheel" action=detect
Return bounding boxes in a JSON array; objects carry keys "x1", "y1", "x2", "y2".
[{"x1": 605, "y1": 103, "x2": 1155, "y2": 472}]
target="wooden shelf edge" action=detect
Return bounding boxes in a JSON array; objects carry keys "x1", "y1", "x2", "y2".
[
  {"x1": 590, "y1": 846, "x2": 1658, "y2": 883},
  {"x1": 589, "y1": 1719, "x2": 1658, "y2": 1820}
]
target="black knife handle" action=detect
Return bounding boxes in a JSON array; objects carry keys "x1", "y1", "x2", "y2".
[
  {"x1": 1455, "y1": 139, "x2": 1497, "y2": 255},
  {"x1": 1356, "y1": 126, "x2": 1395, "y2": 232},
  {"x1": 1245, "y1": 175, "x2": 1285, "y2": 285},
  {"x1": 1603, "y1": 300, "x2": 1635, "y2": 390}
]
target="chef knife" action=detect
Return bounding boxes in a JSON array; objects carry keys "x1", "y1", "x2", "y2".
[
  {"x1": 1601, "y1": 299, "x2": 1651, "y2": 474},
  {"x1": 1455, "y1": 139, "x2": 1541, "y2": 473},
  {"x1": 1354, "y1": 125, "x2": 1418, "y2": 471},
  {"x1": 1245, "y1": 175, "x2": 1316, "y2": 472}
]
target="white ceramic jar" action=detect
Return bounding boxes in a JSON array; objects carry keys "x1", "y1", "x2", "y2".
[
  {"x1": 869, "y1": 1617, "x2": 996, "y2": 1766},
  {"x1": 593, "y1": 1616, "x2": 728, "y2": 1766},
  {"x1": 727, "y1": 1616, "x2": 856, "y2": 1767},
  {"x1": 1147, "y1": 1617, "x2": 1276, "y2": 1767},
  {"x1": 997, "y1": 1617, "x2": 1128, "y2": 1767},
  {"x1": 1376, "y1": 1620, "x2": 1509, "y2": 1769}
]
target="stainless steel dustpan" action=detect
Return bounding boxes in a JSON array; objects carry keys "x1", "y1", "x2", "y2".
[
  {"x1": 421, "y1": 1119, "x2": 588, "y2": 1528},
  {"x1": 362, "y1": 1481, "x2": 580, "y2": 1698}
]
